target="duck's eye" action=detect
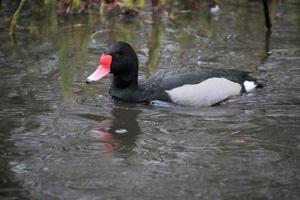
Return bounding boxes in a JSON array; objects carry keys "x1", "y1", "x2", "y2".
[{"x1": 115, "y1": 53, "x2": 120, "y2": 59}]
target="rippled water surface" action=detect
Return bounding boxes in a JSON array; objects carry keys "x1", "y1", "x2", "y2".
[{"x1": 1, "y1": 1, "x2": 300, "y2": 199}]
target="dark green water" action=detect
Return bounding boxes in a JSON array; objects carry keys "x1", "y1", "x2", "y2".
[{"x1": 1, "y1": 1, "x2": 300, "y2": 199}]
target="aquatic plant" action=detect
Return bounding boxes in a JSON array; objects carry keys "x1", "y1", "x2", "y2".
[{"x1": 9, "y1": 0, "x2": 26, "y2": 35}]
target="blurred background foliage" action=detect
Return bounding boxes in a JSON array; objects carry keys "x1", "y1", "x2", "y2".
[{"x1": 1, "y1": 0, "x2": 226, "y2": 35}]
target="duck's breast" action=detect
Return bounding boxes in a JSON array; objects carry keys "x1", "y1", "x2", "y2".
[{"x1": 166, "y1": 77, "x2": 241, "y2": 106}]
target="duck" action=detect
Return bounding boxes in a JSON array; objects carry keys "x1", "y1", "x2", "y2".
[{"x1": 86, "y1": 41, "x2": 260, "y2": 106}]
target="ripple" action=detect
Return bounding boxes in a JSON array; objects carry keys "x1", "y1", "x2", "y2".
[{"x1": 2, "y1": 1, "x2": 300, "y2": 199}]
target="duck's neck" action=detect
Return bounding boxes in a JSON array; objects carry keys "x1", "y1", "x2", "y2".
[
  {"x1": 110, "y1": 74, "x2": 148, "y2": 103},
  {"x1": 112, "y1": 73, "x2": 138, "y2": 90}
]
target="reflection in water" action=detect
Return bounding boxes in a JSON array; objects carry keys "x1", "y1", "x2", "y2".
[
  {"x1": 265, "y1": 28, "x2": 272, "y2": 55},
  {"x1": 0, "y1": 119, "x2": 31, "y2": 199},
  {"x1": 1, "y1": 1, "x2": 300, "y2": 199},
  {"x1": 79, "y1": 106, "x2": 141, "y2": 154},
  {"x1": 208, "y1": 0, "x2": 221, "y2": 21},
  {"x1": 145, "y1": 8, "x2": 163, "y2": 74},
  {"x1": 262, "y1": 0, "x2": 272, "y2": 29},
  {"x1": 260, "y1": 28, "x2": 272, "y2": 65}
]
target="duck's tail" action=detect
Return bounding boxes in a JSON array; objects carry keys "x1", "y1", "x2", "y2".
[{"x1": 243, "y1": 74, "x2": 264, "y2": 92}]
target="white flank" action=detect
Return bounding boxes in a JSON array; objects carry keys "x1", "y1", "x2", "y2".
[
  {"x1": 166, "y1": 77, "x2": 241, "y2": 107},
  {"x1": 243, "y1": 81, "x2": 257, "y2": 92}
]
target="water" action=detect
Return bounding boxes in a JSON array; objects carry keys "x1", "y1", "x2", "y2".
[{"x1": 1, "y1": 1, "x2": 300, "y2": 199}]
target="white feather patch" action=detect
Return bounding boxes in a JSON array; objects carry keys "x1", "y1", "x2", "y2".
[
  {"x1": 210, "y1": 5, "x2": 220, "y2": 14},
  {"x1": 243, "y1": 81, "x2": 257, "y2": 92},
  {"x1": 166, "y1": 78, "x2": 241, "y2": 107}
]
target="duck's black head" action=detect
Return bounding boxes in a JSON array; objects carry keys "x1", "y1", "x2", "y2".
[{"x1": 86, "y1": 41, "x2": 139, "y2": 89}]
